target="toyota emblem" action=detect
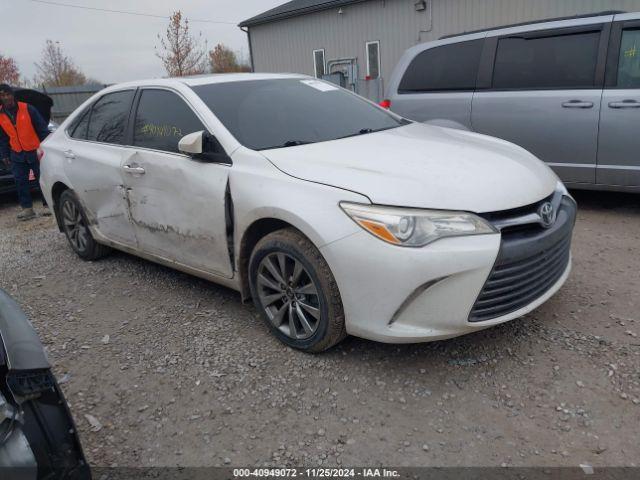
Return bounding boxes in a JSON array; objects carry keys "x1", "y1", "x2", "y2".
[{"x1": 539, "y1": 202, "x2": 556, "y2": 228}]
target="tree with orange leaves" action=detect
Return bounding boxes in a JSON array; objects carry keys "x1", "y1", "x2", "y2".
[
  {"x1": 209, "y1": 44, "x2": 251, "y2": 73},
  {"x1": 0, "y1": 54, "x2": 20, "y2": 85}
]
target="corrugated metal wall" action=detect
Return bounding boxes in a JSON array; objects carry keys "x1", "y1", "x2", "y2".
[
  {"x1": 38, "y1": 84, "x2": 105, "y2": 123},
  {"x1": 248, "y1": 0, "x2": 640, "y2": 86}
]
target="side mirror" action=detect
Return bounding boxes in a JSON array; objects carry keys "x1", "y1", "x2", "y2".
[
  {"x1": 178, "y1": 131, "x2": 204, "y2": 155},
  {"x1": 178, "y1": 131, "x2": 231, "y2": 164}
]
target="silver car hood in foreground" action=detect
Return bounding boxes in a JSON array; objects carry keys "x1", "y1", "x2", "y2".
[{"x1": 261, "y1": 123, "x2": 558, "y2": 213}]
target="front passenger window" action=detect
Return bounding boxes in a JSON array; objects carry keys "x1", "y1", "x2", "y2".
[
  {"x1": 617, "y1": 29, "x2": 640, "y2": 88},
  {"x1": 133, "y1": 89, "x2": 206, "y2": 154}
]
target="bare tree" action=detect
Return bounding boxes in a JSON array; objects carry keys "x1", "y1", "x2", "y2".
[
  {"x1": 0, "y1": 54, "x2": 21, "y2": 85},
  {"x1": 34, "y1": 40, "x2": 88, "y2": 87},
  {"x1": 156, "y1": 11, "x2": 207, "y2": 77},
  {"x1": 209, "y1": 44, "x2": 251, "y2": 73}
]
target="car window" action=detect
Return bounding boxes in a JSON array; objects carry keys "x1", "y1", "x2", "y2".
[
  {"x1": 492, "y1": 29, "x2": 601, "y2": 90},
  {"x1": 398, "y1": 40, "x2": 484, "y2": 93},
  {"x1": 617, "y1": 28, "x2": 640, "y2": 88},
  {"x1": 86, "y1": 90, "x2": 134, "y2": 144},
  {"x1": 192, "y1": 79, "x2": 404, "y2": 151},
  {"x1": 68, "y1": 108, "x2": 90, "y2": 140},
  {"x1": 133, "y1": 89, "x2": 206, "y2": 154}
]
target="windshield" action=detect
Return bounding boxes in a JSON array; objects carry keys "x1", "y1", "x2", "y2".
[{"x1": 192, "y1": 78, "x2": 405, "y2": 151}]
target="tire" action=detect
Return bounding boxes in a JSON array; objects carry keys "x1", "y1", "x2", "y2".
[
  {"x1": 249, "y1": 228, "x2": 346, "y2": 353},
  {"x1": 58, "y1": 190, "x2": 111, "y2": 261}
]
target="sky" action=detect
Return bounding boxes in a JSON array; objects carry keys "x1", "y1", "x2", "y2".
[{"x1": 0, "y1": 0, "x2": 285, "y2": 84}]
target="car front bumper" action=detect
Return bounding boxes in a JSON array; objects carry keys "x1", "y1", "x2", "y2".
[{"x1": 321, "y1": 196, "x2": 575, "y2": 343}]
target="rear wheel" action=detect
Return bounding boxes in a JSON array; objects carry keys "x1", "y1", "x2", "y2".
[
  {"x1": 249, "y1": 228, "x2": 346, "y2": 352},
  {"x1": 59, "y1": 190, "x2": 110, "y2": 261}
]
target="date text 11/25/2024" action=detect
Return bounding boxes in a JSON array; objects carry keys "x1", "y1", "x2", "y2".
[{"x1": 233, "y1": 468, "x2": 400, "y2": 478}]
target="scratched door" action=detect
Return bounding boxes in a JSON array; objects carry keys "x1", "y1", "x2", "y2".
[
  {"x1": 122, "y1": 88, "x2": 233, "y2": 278},
  {"x1": 62, "y1": 90, "x2": 138, "y2": 247}
]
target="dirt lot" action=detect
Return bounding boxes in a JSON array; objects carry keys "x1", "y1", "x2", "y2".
[{"x1": 0, "y1": 190, "x2": 639, "y2": 468}]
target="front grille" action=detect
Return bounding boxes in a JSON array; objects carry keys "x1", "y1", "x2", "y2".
[{"x1": 469, "y1": 197, "x2": 576, "y2": 323}]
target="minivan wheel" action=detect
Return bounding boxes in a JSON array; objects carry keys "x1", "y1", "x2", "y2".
[
  {"x1": 59, "y1": 190, "x2": 111, "y2": 261},
  {"x1": 249, "y1": 228, "x2": 346, "y2": 353}
]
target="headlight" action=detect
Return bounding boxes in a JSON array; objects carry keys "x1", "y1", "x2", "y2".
[{"x1": 340, "y1": 202, "x2": 496, "y2": 247}]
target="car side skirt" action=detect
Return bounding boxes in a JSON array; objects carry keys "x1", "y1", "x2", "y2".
[{"x1": 89, "y1": 227, "x2": 242, "y2": 293}]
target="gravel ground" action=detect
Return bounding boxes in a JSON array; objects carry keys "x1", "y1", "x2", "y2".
[{"x1": 0, "y1": 190, "x2": 639, "y2": 469}]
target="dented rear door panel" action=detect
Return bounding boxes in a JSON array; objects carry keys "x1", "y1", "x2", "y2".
[{"x1": 64, "y1": 141, "x2": 137, "y2": 247}]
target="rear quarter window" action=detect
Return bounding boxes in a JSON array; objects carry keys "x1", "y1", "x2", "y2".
[
  {"x1": 67, "y1": 108, "x2": 91, "y2": 140},
  {"x1": 398, "y1": 40, "x2": 484, "y2": 93},
  {"x1": 617, "y1": 28, "x2": 640, "y2": 88}
]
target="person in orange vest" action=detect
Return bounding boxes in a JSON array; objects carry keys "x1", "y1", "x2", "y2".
[{"x1": 0, "y1": 84, "x2": 50, "y2": 221}]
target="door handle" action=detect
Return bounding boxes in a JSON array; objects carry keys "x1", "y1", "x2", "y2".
[
  {"x1": 562, "y1": 100, "x2": 594, "y2": 109},
  {"x1": 122, "y1": 164, "x2": 145, "y2": 175},
  {"x1": 609, "y1": 100, "x2": 640, "y2": 109},
  {"x1": 63, "y1": 149, "x2": 75, "y2": 159}
]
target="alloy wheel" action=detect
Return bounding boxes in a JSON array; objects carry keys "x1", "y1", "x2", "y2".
[
  {"x1": 256, "y1": 252, "x2": 321, "y2": 340},
  {"x1": 61, "y1": 199, "x2": 89, "y2": 252}
]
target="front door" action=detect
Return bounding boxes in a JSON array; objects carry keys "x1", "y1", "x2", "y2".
[
  {"x1": 597, "y1": 20, "x2": 640, "y2": 187},
  {"x1": 122, "y1": 88, "x2": 232, "y2": 278},
  {"x1": 472, "y1": 24, "x2": 608, "y2": 185}
]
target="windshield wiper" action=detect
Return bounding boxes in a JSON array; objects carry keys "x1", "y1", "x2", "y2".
[
  {"x1": 260, "y1": 140, "x2": 314, "y2": 150},
  {"x1": 336, "y1": 126, "x2": 396, "y2": 141}
]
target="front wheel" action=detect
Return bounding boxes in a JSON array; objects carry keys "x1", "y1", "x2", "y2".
[
  {"x1": 249, "y1": 228, "x2": 346, "y2": 353},
  {"x1": 59, "y1": 190, "x2": 111, "y2": 261}
]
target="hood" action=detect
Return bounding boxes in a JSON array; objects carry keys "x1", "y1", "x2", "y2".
[{"x1": 261, "y1": 123, "x2": 558, "y2": 213}]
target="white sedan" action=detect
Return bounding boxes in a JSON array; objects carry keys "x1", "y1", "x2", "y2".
[{"x1": 39, "y1": 73, "x2": 575, "y2": 352}]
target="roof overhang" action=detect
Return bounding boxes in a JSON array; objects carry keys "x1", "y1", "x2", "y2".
[{"x1": 239, "y1": 0, "x2": 369, "y2": 28}]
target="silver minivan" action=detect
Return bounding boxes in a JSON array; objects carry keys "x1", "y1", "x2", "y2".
[{"x1": 386, "y1": 11, "x2": 640, "y2": 192}]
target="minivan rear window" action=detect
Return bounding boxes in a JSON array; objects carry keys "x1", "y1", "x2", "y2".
[
  {"x1": 617, "y1": 29, "x2": 640, "y2": 88},
  {"x1": 398, "y1": 40, "x2": 484, "y2": 93},
  {"x1": 492, "y1": 30, "x2": 601, "y2": 90}
]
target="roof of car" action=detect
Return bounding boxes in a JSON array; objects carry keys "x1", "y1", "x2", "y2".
[{"x1": 104, "y1": 73, "x2": 308, "y2": 91}]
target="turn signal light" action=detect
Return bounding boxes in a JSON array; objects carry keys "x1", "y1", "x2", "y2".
[
  {"x1": 354, "y1": 219, "x2": 400, "y2": 245},
  {"x1": 379, "y1": 99, "x2": 391, "y2": 109}
]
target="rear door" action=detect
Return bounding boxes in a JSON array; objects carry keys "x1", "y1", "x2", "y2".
[
  {"x1": 472, "y1": 21, "x2": 611, "y2": 184},
  {"x1": 63, "y1": 90, "x2": 137, "y2": 246},
  {"x1": 389, "y1": 38, "x2": 484, "y2": 129},
  {"x1": 122, "y1": 88, "x2": 233, "y2": 278},
  {"x1": 597, "y1": 16, "x2": 640, "y2": 186}
]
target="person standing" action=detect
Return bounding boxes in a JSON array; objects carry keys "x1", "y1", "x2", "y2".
[{"x1": 0, "y1": 84, "x2": 50, "y2": 221}]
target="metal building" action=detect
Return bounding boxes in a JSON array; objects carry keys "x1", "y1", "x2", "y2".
[
  {"x1": 37, "y1": 84, "x2": 106, "y2": 123},
  {"x1": 239, "y1": 0, "x2": 640, "y2": 101}
]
